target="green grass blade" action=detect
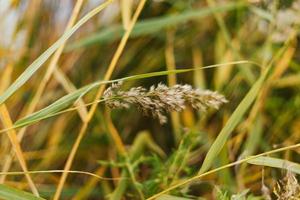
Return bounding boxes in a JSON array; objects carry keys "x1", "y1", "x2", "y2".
[
  {"x1": 66, "y1": 2, "x2": 246, "y2": 50},
  {"x1": 14, "y1": 82, "x2": 101, "y2": 128},
  {"x1": 250, "y1": 6, "x2": 274, "y2": 21},
  {"x1": 0, "y1": 0, "x2": 112, "y2": 105},
  {"x1": 198, "y1": 67, "x2": 270, "y2": 174},
  {"x1": 243, "y1": 115, "x2": 263, "y2": 156},
  {"x1": 13, "y1": 61, "x2": 252, "y2": 131},
  {"x1": 157, "y1": 195, "x2": 193, "y2": 200},
  {"x1": 0, "y1": 184, "x2": 45, "y2": 200},
  {"x1": 247, "y1": 156, "x2": 300, "y2": 175}
]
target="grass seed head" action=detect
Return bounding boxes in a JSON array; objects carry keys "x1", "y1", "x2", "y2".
[
  {"x1": 274, "y1": 170, "x2": 300, "y2": 200},
  {"x1": 103, "y1": 82, "x2": 228, "y2": 124}
]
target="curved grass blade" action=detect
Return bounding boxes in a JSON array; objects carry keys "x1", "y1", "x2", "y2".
[
  {"x1": 66, "y1": 2, "x2": 246, "y2": 51},
  {"x1": 0, "y1": 0, "x2": 113, "y2": 105},
  {"x1": 250, "y1": 6, "x2": 274, "y2": 21},
  {"x1": 247, "y1": 156, "x2": 300, "y2": 175},
  {"x1": 13, "y1": 61, "x2": 253, "y2": 131},
  {"x1": 198, "y1": 66, "x2": 270, "y2": 174},
  {"x1": 14, "y1": 82, "x2": 101, "y2": 128},
  {"x1": 0, "y1": 184, "x2": 45, "y2": 200}
]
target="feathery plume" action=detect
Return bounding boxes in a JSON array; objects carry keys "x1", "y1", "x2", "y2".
[{"x1": 103, "y1": 82, "x2": 228, "y2": 124}]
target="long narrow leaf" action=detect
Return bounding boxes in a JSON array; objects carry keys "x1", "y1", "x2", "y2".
[
  {"x1": 247, "y1": 156, "x2": 300, "y2": 175},
  {"x1": 0, "y1": 184, "x2": 45, "y2": 200},
  {"x1": 66, "y1": 2, "x2": 246, "y2": 50},
  {"x1": 198, "y1": 66, "x2": 270, "y2": 174},
  {"x1": 15, "y1": 82, "x2": 101, "y2": 128}
]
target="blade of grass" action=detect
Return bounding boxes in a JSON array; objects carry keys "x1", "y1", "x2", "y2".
[
  {"x1": 165, "y1": 29, "x2": 181, "y2": 144},
  {"x1": 104, "y1": 108, "x2": 127, "y2": 155},
  {"x1": 14, "y1": 82, "x2": 100, "y2": 129},
  {"x1": 206, "y1": 0, "x2": 255, "y2": 84},
  {"x1": 243, "y1": 116, "x2": 263, "y2": 156},
  {"x1": 34, "y1": 115, "x2": 69, "y2": 169},
  {"x1": 0, "y1": 64, "x2": 39, "y2": 196},
  {"x1": 247, "y1": 156, "x2": 300, "y2": 174},
  {"x1": 274, "y1": 73, "x2": 300, "y2": 88},
  {"x1": 120, "y1": 0, "x2": 133, "y2": 30},
  {"x1": 0, "y1": 170, "x2": 125, "y2": 181},
  {"x1": 0, "y1": 0, "x2": 113, "y2": 105},
  {"x1": 192, "y1": 46, "x2": 206, "y2": 89},
  {"x1": 65, "y1": 2, "x2": 246, "y2": 50},
  {"x1": 249, "y1": 6, "x2": 274, "y2": 21},
  {"x1": 198, "y1": 68, "x2": 269, "y2": 174},
  {"x1": 0, "y1": 64, "x2": 13, "y2": 92},
  {"x1": 0, "y1": 106, "x2": 40, "y2": 196},
  {"x1": 53, "y1": 67, "x2": 88, "y2": 121},
  {"x1": 0, "y1": 64, "x2": 14, "y2": 183},
  {"x1": 213, "y1": 34, "x2": 234, "y2": 90},
  {"x1": 22, "y1": 0, "x2": 85, "y2": 127},
  {"x1": 0, "y1": 184, "x2": 45, "y2": 200}
]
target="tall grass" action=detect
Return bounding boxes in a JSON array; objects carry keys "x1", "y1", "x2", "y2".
[{"x1": 0, "y1": 0, "x2": 300, "y2": 199}]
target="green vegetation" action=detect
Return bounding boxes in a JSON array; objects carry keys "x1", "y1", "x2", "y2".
[{"x1": 0, "y1": 0, "x2": 300, "y2": 199}]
